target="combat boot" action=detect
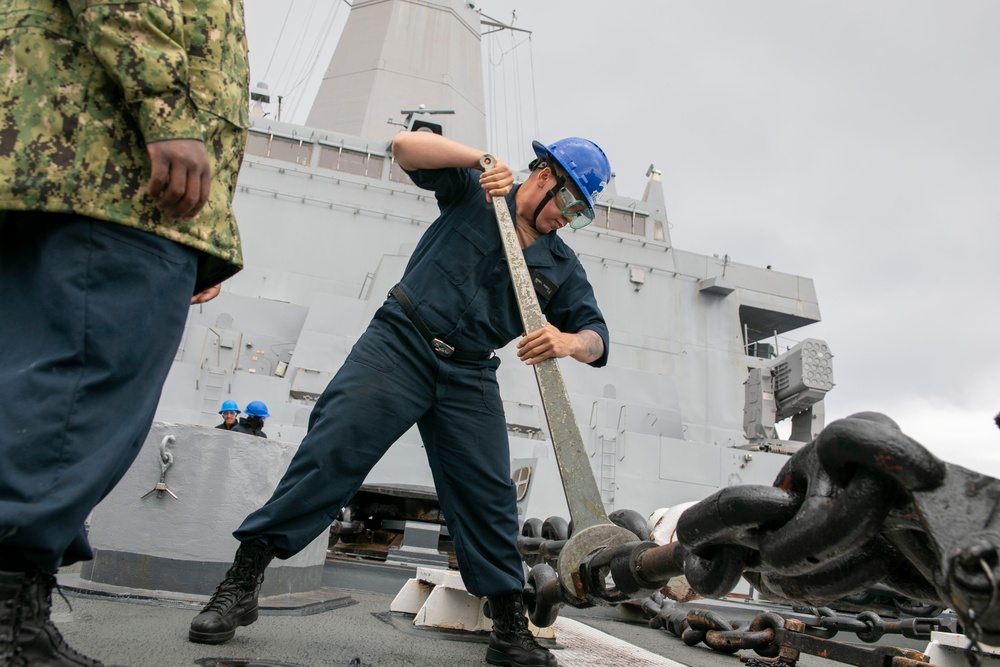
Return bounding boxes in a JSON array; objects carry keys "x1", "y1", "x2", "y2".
[
  {"x1": 188, "y1": 541, "x2": 273, "y2": 644},
  {"x1": 18, "y1": 571, "x2": 110, "y2": 666},
  {"x1": 485, "y1": 592, "x2": 557, "y2": 667},
  {"x1": 1, "y1": 570, "x2": 28, "y2": 667}
]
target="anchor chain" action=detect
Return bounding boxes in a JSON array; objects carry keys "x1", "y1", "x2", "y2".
[
  {"x1": 652, "y1": 608, "x2": 934, "y2": 667},
  {"x1": 516, "y1": 410, "x2": 1000, "y2": 649},
  {"x1": 675, "y1": 411, "x2": 1000, "y2": 645},
  {"x1": 642, "y1": 595, "x2": 948, "y2": 645}
]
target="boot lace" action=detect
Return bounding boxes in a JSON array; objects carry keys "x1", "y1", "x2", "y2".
[
  {"x1": 37, "y1": 579, "x2": 104, "y2": 667},
  {"x1": 2, "y1": 597, "x2": 26, "y2": 666},
  {"x1": 201, "y1": 560, "x2": 259, "y2": 615},
  {"x1": 490, "y1": 596, "x2": 548, "y2": 653},
  {"x1": 509, "y1": 611, "x2": 546, "y2": 651},
  {"x1": 202, "y1": 583, "x2": 243, "y2": 615}
]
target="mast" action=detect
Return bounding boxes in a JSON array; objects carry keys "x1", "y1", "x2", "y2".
[{"x1": 304, "y1": 0, "x2": 487, "y2": 148}]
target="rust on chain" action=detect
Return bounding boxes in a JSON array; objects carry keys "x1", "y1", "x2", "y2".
[
  {"x1": 873, "y1": 452, "x2": 905, "y2": 475},
  {"x1": 675, "y1": 610, "x2": 936, "y2": 667},
  {"x1": 777, "y1": 645, "x2": 801, "y2": 665},
  {"x1": 570, "y1": 569, "x2": 586, "y2": 600},
  {"x1": 784, "y1": 618, "x2": 806, "y2": 632},
  {"x1": 635, "y1": 541, "x2": 687, "y2": 582},
  {"x1": 686, "y1": 609, "x2": 734, "y2": 631},
  {"x1": 891, "y1": 657, "x2": 932, "y2": 667},
  {"x1": 703, "y1": 629, "x2": 776, "y2": 653},
  {"x1": 778, "y1": 628, "x2": 933, "y2": 667}
]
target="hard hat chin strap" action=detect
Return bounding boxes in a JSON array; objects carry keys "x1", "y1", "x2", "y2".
[{"x1": 531, "y1": 167, "x2": 566, "y2": 225}]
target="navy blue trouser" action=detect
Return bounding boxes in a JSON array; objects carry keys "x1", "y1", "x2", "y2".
[
  {"x1": 0, "y1": 212, "x2": 197, "y2": 573},
  {"x1": 235, "y1": 300, "x2": 525, "y2": 597}
]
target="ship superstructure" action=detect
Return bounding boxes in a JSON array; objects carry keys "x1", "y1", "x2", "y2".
[{"x1": 155, "y1": 0, "x2": 829, "y2": 528}]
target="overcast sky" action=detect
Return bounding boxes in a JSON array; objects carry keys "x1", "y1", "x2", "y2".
[{"x1": 244, "y1": 1, "x2": 1000, "y2": 474}]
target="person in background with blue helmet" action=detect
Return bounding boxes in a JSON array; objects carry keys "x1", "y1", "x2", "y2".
[
  {"x1": 189, "y1": 131, "x2": 612, "y2": 667},
  {"x1": 234, "y1": 401, "x2": 269, "y2": 438},
  {"x1": 216, "y1": 400, "x2": 241, "y2": 431}
]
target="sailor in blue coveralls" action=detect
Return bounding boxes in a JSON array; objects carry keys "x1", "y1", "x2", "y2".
[{"x1": 190, "y1": 131, "x2": 613, "y2": 667}]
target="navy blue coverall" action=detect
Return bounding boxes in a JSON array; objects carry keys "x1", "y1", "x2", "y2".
[{"x1": 235, "y1": 166, "x2": 609, "y2": 597}]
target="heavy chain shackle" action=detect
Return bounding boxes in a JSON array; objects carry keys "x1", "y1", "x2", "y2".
[
  {"x1": 518, "y1": 412, "x2": 1000, "y2": 641},
  {"x1": 522, "y1": 563, "x2": 566, "y2": 628},
  {"x1": 520, "y1": 544, "x2": 683, "y2": 627},
  {"x1": 681, "y1": 609, "x2": 784, "y2": 656},
  {"x1": 901, "y1": 461, "x2": 1000, "y2": 644},
  {"x1": 675, "y1": 484, "x2": 802, "y2": 596},
  {"x1": 675, "y1": 412, "x2": 949, "y2": 606},
  {"x1": 519, "y1": 510, "x2": 681, "y2": 627},
  {"x1": 652, "y1": 608, "x2": 795, "y2": 660},
  {"x1": 766, "y1": 413, "x2": 944, "y2": 579}
]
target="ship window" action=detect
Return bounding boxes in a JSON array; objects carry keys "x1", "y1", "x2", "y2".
[
  {"x1": 512, "y1": 466, "x2": 532, "y2": 501},
  {"x1": 654, "y1": 220, "x2": 666, "y2": 241},
  {"x1": 319, "y1": 146, "x2": 384, "y2": 178},
  {"x1": 389, "y1": 160, "x2": 414, "y2": 185},
  {"x1": 245, "y1": 132, "x2": 270, "y2": 157},
  {"x1": 591, "y1": 206, "x2": 647, "y2": 236},
  {"x1": 608, "y1": 209, "x2": 646, "y2": 236},
  {"x1": 634, "y1": 215, "x2": 647, "y2": 236},
  {"x1": 591, "y1": 207, "x2": 609, "y2": 229},
  {"x1": 245, "y1": 132, "x2": 313, "y2": 165}
]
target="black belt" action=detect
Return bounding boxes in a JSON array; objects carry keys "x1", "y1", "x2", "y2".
[{"x1": 389, "y1": 286, "x2": 494, "y2": 361}]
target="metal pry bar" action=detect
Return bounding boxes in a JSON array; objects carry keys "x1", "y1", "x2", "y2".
[{"x1": 480, "y1": 153, "x2": 634, "y2": 598}]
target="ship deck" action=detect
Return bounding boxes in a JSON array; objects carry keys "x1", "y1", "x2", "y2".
[{"x1": 51, "y1": 559, "x2": 930, "y2": 667}]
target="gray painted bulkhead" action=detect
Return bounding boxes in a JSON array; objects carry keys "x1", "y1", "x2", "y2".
[
  {"x1": 154, "y1": 124, "x2": 821, "y2": 523},
  {"x1": 82, "y1": 424, "x2": 328, "y2": 595}
]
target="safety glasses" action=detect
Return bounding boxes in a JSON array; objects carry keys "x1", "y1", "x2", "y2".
[{"x1": 553, "y1": 185, "x2": 595, "y2": 230}]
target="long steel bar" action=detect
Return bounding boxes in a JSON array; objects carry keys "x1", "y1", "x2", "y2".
[
  {"x1": 480, "y1": 154, "x2": 608, "y2": 532},
  {"x1": 480, "y1": 155, "x2": 637, "y2": 599}
]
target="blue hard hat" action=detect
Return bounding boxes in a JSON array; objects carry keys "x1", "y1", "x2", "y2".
[
  {"x1": 531, "y1": 137, "x2": 611, "y2": 213},
  {"x1": 245, "y1": 401, "x2": 270, "y2": 418},
  {"x1": 219, "y1": 400, "x2": 241, "y2": 414}
]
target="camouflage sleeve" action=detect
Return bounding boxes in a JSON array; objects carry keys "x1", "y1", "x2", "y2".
[{"x1": 67, "y1": 0, "x2": 202, "y2": 144}]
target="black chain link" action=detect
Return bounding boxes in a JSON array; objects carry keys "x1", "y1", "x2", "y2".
[
  {"x1": 674, "y1": 410, "x2": 1000, "y2": 646},
  {"x1": 515, "y1": 408, "x2": 1000, "y2": 656},
  {"x1": 657, "y1": 607, "x2": 937, "y2": 667}
]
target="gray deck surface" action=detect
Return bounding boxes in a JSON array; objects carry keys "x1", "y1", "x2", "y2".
[{"x1": 50, "y1": 560, "x2": 930, "y2": 667}]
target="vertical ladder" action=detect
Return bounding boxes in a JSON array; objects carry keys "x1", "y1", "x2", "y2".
[
  {"x1": 200, "y1": 368, "x2": 227, "y2": 419},
  {"x1": 598, "y1": 434, "x2": 616, "y2": 511}
]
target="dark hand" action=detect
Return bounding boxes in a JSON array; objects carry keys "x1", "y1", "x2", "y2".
[{"x1": 147, "y1": 139, "x2": 211, "y2": 221}]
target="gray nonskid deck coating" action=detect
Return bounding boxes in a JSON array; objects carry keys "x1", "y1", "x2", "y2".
[
  {"x1": 48, "y1": 589, "x2": 715, "y2": 667},
  {"x1": 50, "y1": 561, "x2": 930, "y2": 667},
  {"x1": 51, "y1": 559, "x2": 705, "y2": 666}
]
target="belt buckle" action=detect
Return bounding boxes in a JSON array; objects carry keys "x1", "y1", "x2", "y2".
[{"x1": 431, "y1": 338, "x2": 455, "y2": 357}]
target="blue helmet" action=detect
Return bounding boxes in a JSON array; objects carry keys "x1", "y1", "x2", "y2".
[
  {"x1": 245, "y1": 401, "x2": 270, "y2": 418},
  {"x1": 531, "y1": 137, "x2": 611, "y2": 213},
  {"x1": 219, "y1": 400, "x2": 241, "y2": 415}
]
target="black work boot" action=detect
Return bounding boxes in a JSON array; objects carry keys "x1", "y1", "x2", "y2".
[
  {"x1": 18, "y1": 571, "x2": 111, "y2": 666},
  {"x1": 1, "y1": 570, "x2": 28, "y2": 667},
  {"x1": 485, "y1": 592, "x2": 557, "y2": 667},
  {"x1": 188, "y1": 541, "x2": 274, "y2": 644}
]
